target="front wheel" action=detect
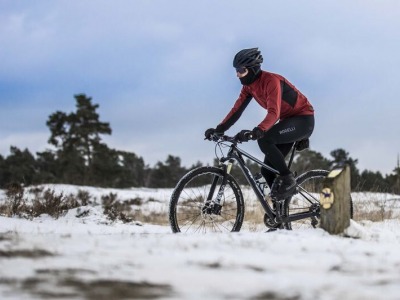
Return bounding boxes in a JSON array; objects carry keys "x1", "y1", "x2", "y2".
[{"x1": 169, "y1": 166, "x2": 245, "y2": 233}]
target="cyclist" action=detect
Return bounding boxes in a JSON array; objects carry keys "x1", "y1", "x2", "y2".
[{"x1": 205, "y1": 48, "x2": 315, "y2": 199}]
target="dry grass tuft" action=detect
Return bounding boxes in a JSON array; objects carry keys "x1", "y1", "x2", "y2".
[{"x1": 352, "y1": 194, "x2": 399, "y2": 222}]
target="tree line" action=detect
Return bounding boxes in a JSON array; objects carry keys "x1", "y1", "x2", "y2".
[{"x1": 0, "y1": 94, "x2": 399, "y2": 193}]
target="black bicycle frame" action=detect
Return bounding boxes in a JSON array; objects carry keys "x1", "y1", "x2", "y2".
[
  {"x1": 220, "y1": 144, "x2": 279, "y2": 221},
  {"x1": 218, "y1": 141, "x2": 319, "y2": 224}
]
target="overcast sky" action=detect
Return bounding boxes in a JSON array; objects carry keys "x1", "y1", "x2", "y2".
[{"x1": 1, "y1": 1, "x2": 399, "y2": 175}]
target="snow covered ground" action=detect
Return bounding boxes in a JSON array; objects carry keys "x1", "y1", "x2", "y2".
[{"x1": 1, "y1": 185, "x2": 400, "y2": 299}]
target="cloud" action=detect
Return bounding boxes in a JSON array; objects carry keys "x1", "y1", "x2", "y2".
[
  {"x1": 0, "y1": 132, "x2": 49, "y2": 156},
  {"x1": 0, "y1": 0, "x2": 399, "y2": 174}
]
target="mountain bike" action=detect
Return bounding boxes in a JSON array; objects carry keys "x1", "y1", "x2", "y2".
[{"x1": 169, "y1": 134, "x2": 350, "y2": 233}]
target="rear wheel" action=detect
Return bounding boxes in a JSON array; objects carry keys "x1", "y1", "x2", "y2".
[
  {"x1": 284, "y1": 170, "x2": 328, "y2": 230},
  {"x1": 284, "y1": 170, "x2": 354, "y2": 230},
  {"x1": 169, "y1": 166, "x2": 245, "y2": 233}
]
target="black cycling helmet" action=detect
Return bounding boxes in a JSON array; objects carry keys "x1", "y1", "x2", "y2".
[{"x1": 233, "y1": 48, "x2": 263, "y2": 69}]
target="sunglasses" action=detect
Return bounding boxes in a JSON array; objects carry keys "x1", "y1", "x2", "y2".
[{"x1": 235, "y1": 67, "x2": 247, "y2": 74}]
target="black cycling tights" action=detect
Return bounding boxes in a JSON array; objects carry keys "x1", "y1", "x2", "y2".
[{"x1": 257, "y1": 115, "x2": 315, "y2": 187}]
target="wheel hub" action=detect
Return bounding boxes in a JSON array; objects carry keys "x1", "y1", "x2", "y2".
[{"x1": 202, "y1": 202, "x2": 222, "y2": 216}]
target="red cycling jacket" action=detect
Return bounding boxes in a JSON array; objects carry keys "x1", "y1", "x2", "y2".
[{"x1": 219, "y1": 70, "x2": 314, "y2": 132}]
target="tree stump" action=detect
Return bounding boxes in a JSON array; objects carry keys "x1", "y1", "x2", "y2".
[{"x1": 320, "y1": 165, "x2": 351, "y2": 234}]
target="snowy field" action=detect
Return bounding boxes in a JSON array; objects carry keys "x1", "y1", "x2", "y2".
[{"x1": 1, "y1": 184, "x2": 400, "y2": 299}]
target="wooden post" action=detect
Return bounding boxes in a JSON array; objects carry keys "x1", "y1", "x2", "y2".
[{"x1": 320, "y1": 165, "x2": 351, "y2": 234}]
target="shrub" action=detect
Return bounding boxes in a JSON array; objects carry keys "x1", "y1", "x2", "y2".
[
  {"x1": 2, "y1": 183, "x2": 27, "y2": 217},
  {"x1": 31, "y1": 189, "x2": 67, "y2": 219},
  {"x1": 101, "y1": 193, "x2": 134, "y2": 223}
]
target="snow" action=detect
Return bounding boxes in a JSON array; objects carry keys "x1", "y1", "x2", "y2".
[{"x1": 1, "y1": 185, "x2": 400, "y2": 299}]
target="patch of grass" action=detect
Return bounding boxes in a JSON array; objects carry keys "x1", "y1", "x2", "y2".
[
  {"x1": 64, "y1": 279, "x2": 174, "y2": 300},
  {"x1": 0, "y1": 249, "x2": 54, "y2": 258},
  {"x1": 243, "y1": 200, "x2": 266, "y2": 231},
  {"x1": 36, "y1": 268, "x2": 96, "y2": 276},
  {"x1": 252, "y1": 291, "x2": 301, "y2": 300},
  {"x1": 353, "y1": 196, "x2": 398, "y2": 222},
  {"x1": 125, "y1": 197, "x2": 143, "y2": 206},
  {"x1": 18, "y1": 276, "x2": 174, "y2": 300},
  {"x1": 0, "y1": 233, "x2": 13, "y2": 242}
]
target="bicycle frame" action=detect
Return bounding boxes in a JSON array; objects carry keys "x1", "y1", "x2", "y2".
[
  {"x1": 213, "y1": 139, "x2": 320, "y2": 225},
  {"x1": 217, "y1": 142, "x2": 278, "y2": 221}
]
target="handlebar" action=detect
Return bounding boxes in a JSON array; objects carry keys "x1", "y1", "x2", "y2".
[{"x1": 205, "y1": 132, "x2": 253, "y2": 144}]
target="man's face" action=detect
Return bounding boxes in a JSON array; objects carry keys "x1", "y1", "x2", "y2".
[{"x1": 236, "y1": 67, "x2": 249, "y2": 78}]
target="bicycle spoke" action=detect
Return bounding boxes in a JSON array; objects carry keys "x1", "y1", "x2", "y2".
[
  {"x1": 177, "y1": 213, "x2": 201, "y2": 223},
  {"x1": 183, "y1": 214, "x2": 202, "y2": 233},
  {"x1": 285, "y1": 170, "x2": 329, "y2": 230},
  {"x1": 169, "y1": 166, "x2": 244, "y2": 233}
]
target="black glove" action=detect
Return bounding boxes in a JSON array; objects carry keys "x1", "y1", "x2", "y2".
[
  {"x1": 204, "y1": 125, "x2": 224, "y2": 140},
  {"x1": 234, "y1": 129, "x2": 253, "y2": 142},
  {"x1": 251, "y1": 126, "x2": 264, "y2": 140},
  {"x1": 235, "y1": 127, "x2": 264, "y2": 142},
  {"x1": 204, "y1": 128, "x2": 215, "y2": 140}
]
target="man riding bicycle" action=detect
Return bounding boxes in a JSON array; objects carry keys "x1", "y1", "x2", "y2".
[{"x1": 205, "y1": 48, "x2": 315, "y2": 200}]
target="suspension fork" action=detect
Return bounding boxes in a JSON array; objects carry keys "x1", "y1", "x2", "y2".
[
  {"x1": 202, "y1": 161, "x2": 233, "y2": 215},
  {"x1": 206, "y1": 160, "x2": 233, "y2": 203}
]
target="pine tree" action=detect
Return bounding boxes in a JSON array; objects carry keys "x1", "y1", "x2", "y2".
[
  {"x1": 2, "y1": 147, "x2": 37, "y2": 186},
  {"x1": 0, "y1": 154, "x2": 5, "y2": 187},
  {"x1": 89, "y1": 144, "x2": 120, "y2": 187},
  {"x1": 70, "y1": 94, "x2": 112, "y2": 168},
  {"x1": 35, "y1": 150, "x2": 60, "y2": 184},
  {"x1": 387, "y1": 154, "x2": 400, "y2": 194},
  {"x1": 291, "y1": 149, "x2": 330, "y2": 175},
  {"x1": 148, "y1": 155, "x2": 187, "y2": 188},
  {"x1": 46, "y1": 94, "x2": 112, "y2": 185},
  {"x1": 329, "y1": 148, "x2": 360, "y2": 190},
  {"x1": 116, "y1": 151, "x2": 146, "y2": 187},
  {"x1": 359, "y1": 170, "x2": 388, "y2": 192}
]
